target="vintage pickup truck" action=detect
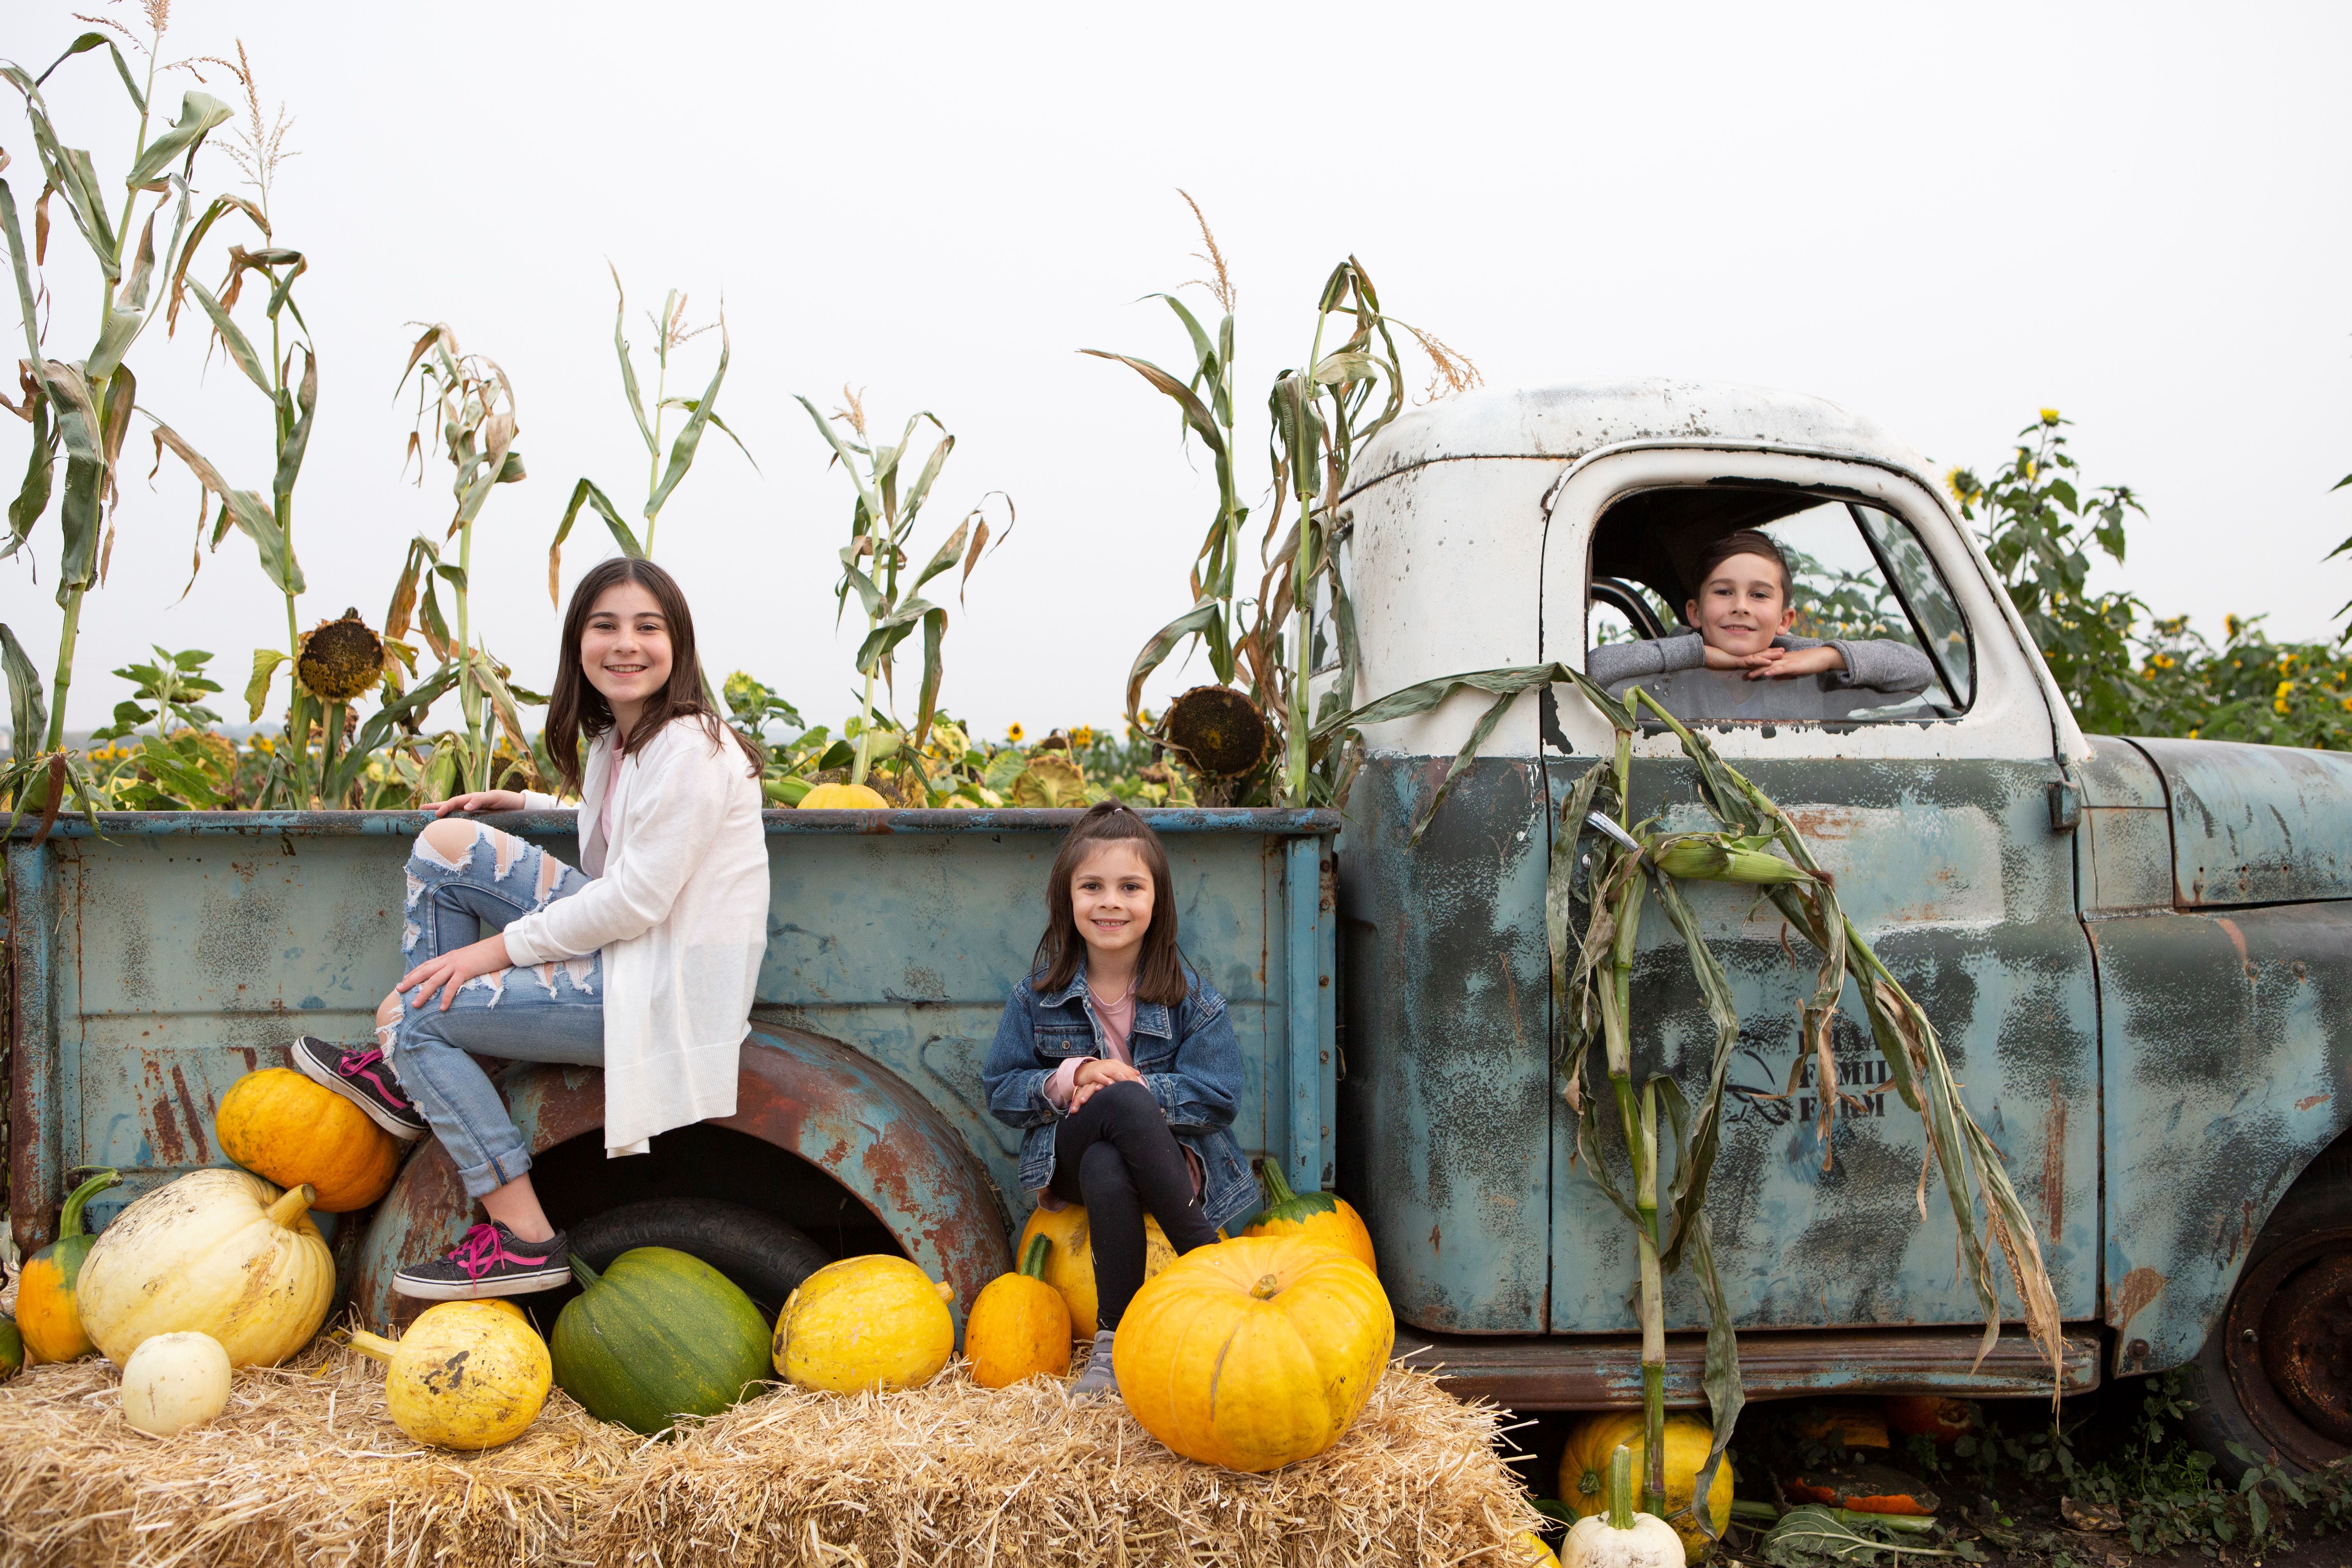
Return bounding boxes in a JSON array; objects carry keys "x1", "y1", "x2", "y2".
[{"x1": 6, "y1": 381, "x2": 2346, "y2": 1475}]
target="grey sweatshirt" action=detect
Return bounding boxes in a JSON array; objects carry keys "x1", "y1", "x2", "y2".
[{"x1": 1586, "y1": 631, "x2": 1936, "y2": 696}]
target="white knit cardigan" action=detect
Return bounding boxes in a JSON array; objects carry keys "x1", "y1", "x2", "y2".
[{"x1": 510, "y1": 715, "x2": 768, "y2": 1155}]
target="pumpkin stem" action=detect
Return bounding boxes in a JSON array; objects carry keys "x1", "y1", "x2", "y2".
[
  {"x1": 56, "y1": 1169, "x2": 121, "y2": 1240},
  {"x1": 345, "y1": 1330, "x2": 398, "y2": 1365},
  {"x1": 263, "y1": 1184, "x2": 316, "y2": 1228},
  {"x1": 1020, "y1": 1234, "x2": 1050, "y2": 1280},
  {"x1": 1259, "y1": 1159, "x2": 1298, "y2": 1207},
  {"x1": 568, "y1": 1252, "x2": 602, "y2": 1292},
  {"x1": 1250, "y1": 1272, "x2": 1282, "y2": 1300},
  {"x1": 1606, "y1": 1443, "x2": 1635, "y2": 1531}
]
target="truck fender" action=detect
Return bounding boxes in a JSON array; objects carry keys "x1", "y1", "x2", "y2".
[{"x1": 350, "y1": 1025, "x2": 1014, "y2": 1331}]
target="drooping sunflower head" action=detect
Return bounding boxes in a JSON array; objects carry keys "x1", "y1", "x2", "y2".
[{"x1": 297, "y1": 608, "x2": 386, "y2": 702}]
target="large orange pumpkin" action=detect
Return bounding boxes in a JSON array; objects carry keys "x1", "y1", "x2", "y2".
[
  {"x1": 1238, "y1": 1162, "x2": 1376, "y2": 1272},
  {"x1": 1112, "y1": 1234, "x2": 1392, "y2": 1472},
  {"x1": 215, "y1": 1067, "x2": 403, "y2": 1212}
]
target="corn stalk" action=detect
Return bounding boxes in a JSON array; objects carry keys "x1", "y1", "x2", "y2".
[
  {"x1": 547, "y1": 267, "x2": 752, "y2": 599},
  {"x1": 794, "y1": 391, "x2": 1007, "y2": 786},
  {"x1": 396, "y1": 327, "x2": 526, "y2": 794},
  {"x1": 1315, "y1": 661, "x2": 2064, "y2": 1541},
  {"x1": 0, "y1": 21, "x2": 233, "y2": 814}
]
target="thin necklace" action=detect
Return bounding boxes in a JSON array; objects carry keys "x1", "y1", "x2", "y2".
[{"x1": 1088, "y1": 965, "x2": 1137, "y2": 1008}]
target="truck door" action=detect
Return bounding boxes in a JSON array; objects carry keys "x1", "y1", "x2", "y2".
[{"x1": 1539, "y1": 448, "x2": 2100, "y2": 1334}]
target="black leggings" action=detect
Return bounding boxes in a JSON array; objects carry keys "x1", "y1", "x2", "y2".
[{"x1": 1047, "y1": 1078, "x2": 1220, "y2": 1330}]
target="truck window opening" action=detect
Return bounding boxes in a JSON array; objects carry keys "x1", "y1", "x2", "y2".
[{"x1": 1584, "y1": 488, "x2": 1975, "y2": 722}]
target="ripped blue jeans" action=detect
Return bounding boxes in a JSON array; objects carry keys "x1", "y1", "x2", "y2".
[{"x1": 389, "y1": 821, "x2": 604, "y2": 1199}]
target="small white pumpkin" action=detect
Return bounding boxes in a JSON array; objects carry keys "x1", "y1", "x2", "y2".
[
  {"x1": 1562, "y1": 1444, "x2": 1686, "y2": 1568},
  {"x1": 120, "y1": 1331, "x2": 232, "y2": 1437}
]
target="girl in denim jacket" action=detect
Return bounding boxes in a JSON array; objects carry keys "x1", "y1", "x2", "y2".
[{"x1": 982, "y1": 801, "x2": 1255, "y2": 1401}]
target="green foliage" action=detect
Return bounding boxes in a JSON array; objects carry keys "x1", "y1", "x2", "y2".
[
  {"x1": 2137, "y1": 613, "x2": 2352, "y2": 748},
  {"x1": 1949, "y1": 411, "x2": 2147, "y2": 735}
]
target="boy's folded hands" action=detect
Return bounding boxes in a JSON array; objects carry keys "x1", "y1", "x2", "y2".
[{"x1": 1702, "y1": 642, "x2": 1848, "y2": 681}]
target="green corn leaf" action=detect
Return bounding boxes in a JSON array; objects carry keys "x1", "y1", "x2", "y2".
[
  {"x1": 145, "y1": 416, "x2": 302, "y2": 595},
  {"x1": 548, "y1": 477, "x2": 644, "y2": 604},
  {"x1": 607, "y1": 266, "x2": 656, "y2": 457},
  {"x1": 1080, "y1": 348, "x2": 1229, "y2": 459},
  {"x1": 119, "y1": 204, "x2": 158, "y2": 310},
  {"x1": 1124, "y1": 601, "x2": 1221, "y2": 722},
  {"x1": 793, "y1": 394, "x2": 884, "y2": 522},
  {"x1": 35, "y1": 31, "x2": 145, "y2": 113},
  {"x1": 183, "y1": 278, "x2": 272, "y2": 395},
  {"x1": 273, "y1": 345, "x2": 317, "y2": 507},
  {"x1": 126, "y1": 92, "x2": 232, "y2": 187},
  {"x1": 645, "y1": 327, "x2": 728, "y2": 521},
  {"x1": 913, "y1": 606, "x2": 947, "y2": 757},
  {"x1": 0, "y1": 622, "x2": 47, "y2": 759},
  {"x1": 244, "y1": 648, "x2": 285, "y2": 722},
  {"x1": 909, "y1": 517, "x2": 970, "y2": 596}
]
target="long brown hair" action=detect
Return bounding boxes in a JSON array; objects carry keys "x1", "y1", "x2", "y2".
[
  {"x1": 544, "y1": 557, "x2": 760, "y2": 795},
  {"x1": 1031, "y1": 801, "x2": 1188, "y2": 1006}
]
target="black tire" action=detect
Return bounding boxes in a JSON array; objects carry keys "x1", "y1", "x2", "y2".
[
  {"x1": 568, "y1": 1199, "x2": 833, "y2": 1321},
  {"x1": 2181, "y1": 1165, "x2": 2352, "y2": 1481}
]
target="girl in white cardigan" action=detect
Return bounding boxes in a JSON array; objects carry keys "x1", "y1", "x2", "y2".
[{"x1": 291, "y1": 557, "x2": 768, "y2": 1298}]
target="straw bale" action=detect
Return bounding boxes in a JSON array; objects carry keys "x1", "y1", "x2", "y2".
[
  {"x1": 0, "y1": 1342, "x2": 633, "y2": 1567},
  {"x1": 0, "y1": 1336, "x2": 1542, "y2": 1568}
]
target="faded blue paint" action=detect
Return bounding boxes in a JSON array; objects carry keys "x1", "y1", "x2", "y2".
[
  {"x1": 2132, "y1": 738, "x2": 2352, "y2": 908},
  {"x1": 6, "y1": 809, "x2": 1338, "y2": 1269}
]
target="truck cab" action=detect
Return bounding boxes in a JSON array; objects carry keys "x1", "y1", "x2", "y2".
[{"x1": 1332, "y1": 381, "x2": 2352, "y2": 1471}]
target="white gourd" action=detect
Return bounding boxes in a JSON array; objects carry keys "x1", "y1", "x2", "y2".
[
  {"x1": 1561, "y1": 1445, "x2": 1687, "y2": 1568},
  {"x1": 121, "y1": 1331, "x2": 232, "y2": 1437}
]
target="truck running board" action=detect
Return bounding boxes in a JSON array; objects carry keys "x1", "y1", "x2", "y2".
[{"x1": 1391, "y1": 1325, "x2": 2102, "y2": 1409}]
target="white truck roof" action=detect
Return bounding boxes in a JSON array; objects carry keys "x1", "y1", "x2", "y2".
[{"x1": 1345, "y1": 378, "x2": 1939, "y2": 496}]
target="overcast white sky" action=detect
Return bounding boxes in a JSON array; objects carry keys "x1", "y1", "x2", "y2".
[{"x1": 6, "y1": 2, "x2": 2348, "y2": 743}]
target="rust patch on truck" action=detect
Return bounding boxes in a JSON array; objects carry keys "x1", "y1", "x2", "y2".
[{"x1": 2107, "y1": 1265, "x2": 2167, "y2": 1331}]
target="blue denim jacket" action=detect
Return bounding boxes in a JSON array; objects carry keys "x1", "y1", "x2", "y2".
[{"x1": 981, "y1": 967, "x2": 1261, "y2": 1233}]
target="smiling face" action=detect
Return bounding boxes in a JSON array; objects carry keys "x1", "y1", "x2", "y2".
[
  {"x1": 1069, "y1": 842, "x2": 1156, "y2": 967},
  {"x1": 579, "y1": 580, "x2": 674, "y2": 720},
  {"x1": 1686, "y1": 551, "x2": 1795, "y2": 657}
]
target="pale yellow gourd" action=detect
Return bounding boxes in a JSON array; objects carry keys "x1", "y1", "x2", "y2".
[
  {"x1": 1561, "y1": 1446, "x2": 1685, "y2": 1568},
  {"x1": 348, "y1": 1302, "x2": 551, "y2": 1450},
  {"x1": 120, "y1": 1331, "x2": 232, "y2": 1437},
  {"x1": 773, "y1": 1256, "x2": 955, "y2": 1394},
  {"x1": 76, "y1": 1169, "x2": 334, "y2": 1368}
]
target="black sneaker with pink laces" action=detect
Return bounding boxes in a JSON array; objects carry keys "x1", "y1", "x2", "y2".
[
  {"x1": 288, "y1": 1036, "x2": 429, "y2": 1141},
  {"x1": 392, "y1": 1221, "x2": 573, "y2": 1299}
]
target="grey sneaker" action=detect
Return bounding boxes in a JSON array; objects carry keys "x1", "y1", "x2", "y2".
[{"x1": 1071, "y1": 1329, "x2": 1119, "y2": 1401}]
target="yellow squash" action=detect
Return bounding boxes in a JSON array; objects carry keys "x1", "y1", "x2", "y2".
[
  {"x1": 16, "y1": 1169, "x2": 121, "y2": 1363},
  {"x1": 349, "y1": 1301, "x2": 551, "y2": 1450},
  {"x1": 75, "y1": 1169, "x2": 334, "y2": 1368},
  {"x1": 1559, "y1": 1412, "x2": 1730, "y2": 1558},
  {"x1": 1113, "y1": 1234, "x2": 1393, "y2": 1472},
  {"x1": 965, "y1": 1234, "x2": 1072, "y2": 1389},
  {"x1": 1017, "y1": 1203, "x2": 1194, "y2": 1339},
  {"x1": 215, "y1": 1067, "x2": 403, "y2": 1212},
  {"x1": 797, "y1": 782, "x2": 889, "y2": 808},
  {"x1": 773, "y1": 1255, "x2": 955, "y2": 1394}
]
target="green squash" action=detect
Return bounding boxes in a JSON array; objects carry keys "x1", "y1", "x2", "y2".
[
  {"x1": 551, "y1": 1246, "x2": 771, "y2": 1435},
  {"x1": 0, "y1": 1314, "x2": 21, "y2": 1382}
]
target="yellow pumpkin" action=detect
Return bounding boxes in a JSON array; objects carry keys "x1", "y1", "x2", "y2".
[
  {"x1": 16, "y1": 1169, "x2": 121, "y2": 1363},
  {"x1": 773, "y1": 1255, "x2": 955, "y2": 1393},
  {"x1": 966, "y1": 1234, "x2": 1072, "y2": 1389},
  {"x1": 1238, "y1": 1162, "x2": 1377, "y2": 1272},
  {"x1": 76, "y1": 1169, "x2": 334, "y2": 1369},
  {"x1": 798, "y1": 781, "x2": 889, "y2": 808},
  {"x1": 1018, "y1": 1203, "x2": 1197, "y2": 1339},
  {"x1": 348, "y1": 1301, "x2": 551, "y2": 1450},
  {"x1": 215, "y1": 1067, "x2": 403, "y2": 1213},
  {"x1": 1113, "y1": 1234, "x2": 1393, "y2": 1473},
  {"x1": 1514, "y1": 1531, "x2": 1566, "y2": 1567},
  {"x1": 1559, "y1": 1412, "x2": 1731, "y2": 1558}
]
